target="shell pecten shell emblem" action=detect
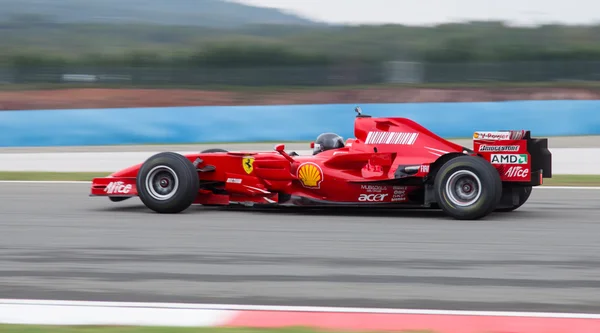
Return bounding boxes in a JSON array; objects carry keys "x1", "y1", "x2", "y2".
[{"x1": 297, "y1": 162, "x2": 323, "y2": 189}]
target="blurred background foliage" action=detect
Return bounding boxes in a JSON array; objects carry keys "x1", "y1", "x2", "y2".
[{"x1": 3, "y1": 0, "x2": 600, "y2": 86}]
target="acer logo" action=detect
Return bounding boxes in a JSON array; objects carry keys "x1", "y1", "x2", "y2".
[
  {"x1": 104, "y1": 181, "x2": 132, "y2": 194},
  {"x1": 358, "y1": 194, "x2": 388, "y2": 202},
  {"x1": 505, "y1": 166, "x2": 529, "y2": 178}
]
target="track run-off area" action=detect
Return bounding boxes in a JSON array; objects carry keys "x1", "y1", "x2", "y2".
[
  {"x1": 1, "y1": 181, "x2": 599, "y2": 314},
  {"x1": 1, "y1": 136, "x2": 600, "y2": 331}
]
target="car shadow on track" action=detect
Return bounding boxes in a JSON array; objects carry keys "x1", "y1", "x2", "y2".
[
  {"x1": 209, "y1": 206, "x2": 450, "y2": 219},
  {"x1": 90, "y1": 200, "x2": 530, "y2": 221},
  {"x1": 91, "y1": 199, "x2": 447, "y2": 218},
  {"x1": 197, "y1": 205, "x2": 536, "y2": 221},
  {"x1": 91, "y1": 197, "x2": 537, "y2": 221}
]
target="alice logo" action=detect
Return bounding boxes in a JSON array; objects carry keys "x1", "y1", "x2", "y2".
[{"x1": 297, "y1": 162, "x2": 323, "y2": 189}]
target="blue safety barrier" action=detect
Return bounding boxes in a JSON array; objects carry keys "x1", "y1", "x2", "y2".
[{"x1": 1, "y1": 100, "x2": 600, "y2": 147}]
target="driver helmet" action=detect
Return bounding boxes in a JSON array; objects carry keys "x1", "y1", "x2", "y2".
[{"x1": 313, "y1": 132, "x2": 344, "y2": 155}]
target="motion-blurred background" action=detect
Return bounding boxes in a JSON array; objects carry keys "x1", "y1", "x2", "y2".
[{"x1": 1, "y1": 0, "x2": 599, "y2": 109}]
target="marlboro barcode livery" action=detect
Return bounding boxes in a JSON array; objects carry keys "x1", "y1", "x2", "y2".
[{"x1": 90, "y1": 106, "x2": 552, "y2": 220}]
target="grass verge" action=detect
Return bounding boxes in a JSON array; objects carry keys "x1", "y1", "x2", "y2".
[
  {"x1": 0, "y1": 172, "x2": 598, "y2": 186},
  {"x1": 540, "y1": 174, "x2": 600, "y2": 186},
  {"x1": 0, "y1": 326, "x2": 432, "y2": 333},
  {"x1": 0, "y1": 172, "x2": 109, "y2": 181}
]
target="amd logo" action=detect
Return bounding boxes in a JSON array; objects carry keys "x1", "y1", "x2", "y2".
[{"x1": 491, "y1": 154, "x2": 527, "y2": 164}]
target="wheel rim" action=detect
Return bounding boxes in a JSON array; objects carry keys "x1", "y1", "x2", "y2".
[
  {"x1": 445, "y1": 170, "x2": 482, "y2": 207},
  {"x1": 145, "y1": 165, "x2": 179, "y2": 201}
]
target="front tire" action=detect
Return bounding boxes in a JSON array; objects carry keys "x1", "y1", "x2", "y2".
[
  {"x1": 434, "y1": 155, "x2": 502, "y2": 220},
  {"x1": 136, "y1": 152, "x2": 199, "y2": 214}
]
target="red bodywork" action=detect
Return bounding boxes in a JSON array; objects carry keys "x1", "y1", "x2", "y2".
[{"x1": 90, "y1": 113, "x2": 551, "y2": 209}]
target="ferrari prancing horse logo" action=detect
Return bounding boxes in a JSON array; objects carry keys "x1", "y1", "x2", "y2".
[{"x1": 242, "y1": 156, "x2": 254, "y2": 174}]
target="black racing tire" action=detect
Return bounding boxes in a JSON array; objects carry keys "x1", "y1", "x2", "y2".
[
  {"x1": 434, "y1": 155, "x2": 502, "y2": 220},
  {"x1": 201, "y1": 148, "x2": 228, "y2": 153},
  {"x1": 496, "y1": 186, "x2": 532, "y2": 212},
  {"x1": 136, "y1": 152, "x2": 199, "y2": 214}
]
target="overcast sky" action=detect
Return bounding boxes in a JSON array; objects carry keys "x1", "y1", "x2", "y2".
[{"x1": 231, "y1": 0, "x2": 598, "y2": 26}]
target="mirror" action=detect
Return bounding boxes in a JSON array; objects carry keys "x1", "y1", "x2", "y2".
[
  {"x1": 275, "y1": 144, "x2": 285, "y2": 152},
  {"x1": 310, "y1": 141, "x2": 314, "y2": 148}
]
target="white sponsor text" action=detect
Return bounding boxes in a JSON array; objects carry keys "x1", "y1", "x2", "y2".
[
  {"x1": 361, "y1": 185, "x2": 387, "y2": 192},
  {"x1": 491, "y1": 154, "x2": 527, "y2": 164},
  {"x1": 478, "y1": 145, "x2": 520, "y2": 152},
  {"x1": 104, "y1": 181, "x2": 132, "y2": 194},
  {"x1": 358, "y1": 193, "x2": 388, "y2": 202},
  {"x1": 505, "y1": 166, "x2": 529, "y2": 178}
]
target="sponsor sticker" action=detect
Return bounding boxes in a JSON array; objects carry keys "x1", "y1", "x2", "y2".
[
  {"x1": 297, "y1": 162, "x2": 324, "y2": 189},
  {"x1": 104, "y1": 181, "x2": 132, "y2": 194},
  {"x1": 473, "y1": 131, "x2": 511, "y2": 140},
  {"x1": 478, "y1": 145, "x2": 520, "y2": 152},
  {"x1": 358, "y1": 193, "x2": 388, "y2": 202},
  {"x1": 365, "y1": 131, "x2": 419, "y2": 145},
  {"x1": 420, "y1": 165, "x2": 430, "y2": 173},
  {"x1": 361, "y1": 185, "x2": 387, "y2": 192},
  {"x1": 491, "y1": 154, "x2": 528, "y2": 164},
  {"x1": 242, "y1": 156, "x2": 254, "y2": 174},
  {"x1": 227, "y1": 178, "x2": 242, "y2": 184},
  {"x1": 392, "y1": 187, "x2": 407, "y2": 202},
  {"x1": 505, "y1": 166, "x2": 530, "y2": 178}
]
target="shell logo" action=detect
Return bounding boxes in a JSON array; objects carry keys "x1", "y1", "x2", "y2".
[
  {"x1": 473, "y1": 132, "x2": 479, "y2": 139},
  {"x1": 297, "y1": 162, "x2": 323, "y2": 189}
]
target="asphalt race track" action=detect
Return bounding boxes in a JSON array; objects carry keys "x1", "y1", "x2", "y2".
[{"x1": 1, "y1": 182, "x2": 600, "y2": 313}]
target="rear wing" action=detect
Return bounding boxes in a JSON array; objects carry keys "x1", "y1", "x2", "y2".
[{"x1": 473, "y1": 130, "x2": 552, "y2": 186}]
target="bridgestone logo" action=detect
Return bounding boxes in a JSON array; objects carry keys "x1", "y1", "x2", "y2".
[{"x1": 478, "y1": 145, "x2": 519, "y2": 152}]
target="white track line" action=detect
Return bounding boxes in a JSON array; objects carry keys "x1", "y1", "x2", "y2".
[
  {"x1": 0, "y1": 299, "x2": 234, "y2": 326},
  {"x1": 0, "y1": 299, "x2": 599, "y2": 318}
]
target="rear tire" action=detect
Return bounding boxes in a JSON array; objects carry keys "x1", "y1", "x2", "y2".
[
  {"x1": 496, "y1": 186, "x2": 532, "y2": 212},
  {"x1": 136, "y1": 152, "x2": 199, "y2": 214},
  {"x1": 434, "y1": 155, "x2": 502, "y2": 220}
]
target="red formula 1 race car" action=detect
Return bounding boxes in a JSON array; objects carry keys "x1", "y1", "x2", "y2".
[{"x1": 90, "y1": 107, "x2": 552, "y2": 220}]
